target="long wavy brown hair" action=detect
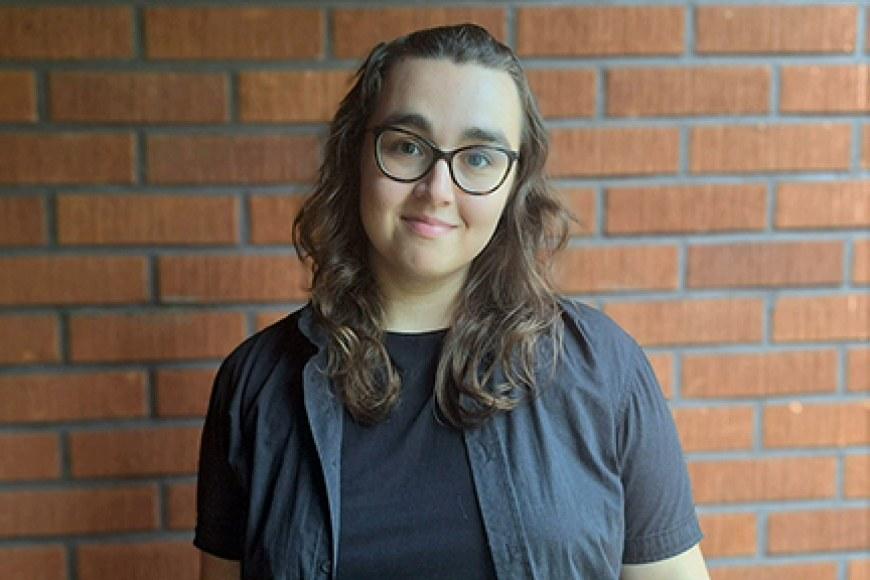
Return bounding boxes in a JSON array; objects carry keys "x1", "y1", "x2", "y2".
[{"x1": 293, "y1": 24, "x2": 572, "y2": 428}]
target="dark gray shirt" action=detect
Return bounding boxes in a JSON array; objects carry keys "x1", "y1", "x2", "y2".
[{"x1": 194, "y1": 298, "x2": 702, "y2": 579}]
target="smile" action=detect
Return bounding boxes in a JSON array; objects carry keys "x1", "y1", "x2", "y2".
[{"x1": 401, "y1": 215, "x2": 458, "y2": 239}]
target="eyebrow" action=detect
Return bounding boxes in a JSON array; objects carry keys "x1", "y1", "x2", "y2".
[{"x1": 378, "y1": 111, "x2": 514, "y2": 150}]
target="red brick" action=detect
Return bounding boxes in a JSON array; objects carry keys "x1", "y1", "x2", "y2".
[
  {"x1": 776, "y1": 181, "x2": 870, "y2": 230},
  {"x1": 781, "y1": 65, "x2": 870, "y2": 113},
  {"x1": 683, "y1": 350, "x2": 838, "y2": 398},
  {"x1": 527, "y1": 69, "x2": 596, "y2": 118},
  {"x1": 78, "y1": 542, "x2": 198, "y2": 580},
  {"x1": 608, "y1": 67, "x2": 769, "y2": 117},
  {"x1": 57, "y1": 194, "x2": 239, "y2": 246},
  {"x1": 250, "y1": 194, "x2": 307, "y2": 245},
  {"x1": 0, "y1": 133, "x2": 134, "y2": 184},
  {"x1": 0, "y1": 256, "x2": 147, "y2": 305},
  {"x1": 865, "y1": 125, "x2": 870, "y2": 168},
  {"x1": 674, "y1": 407, "x2": 754, "y2": 452},
  {"x1": 851, "y1": 560, "x2": 869, "y2": 580},
  {"x1": 710, "y1": 563, "x2": 837, "y2": 580},
  {"x1": 604, "y1": 299, "x2": 764, "y2": 347},
  {"x1": 239, "y1": 71, "x2": 352, "y2": 123},
  {"x1": 0, "y1": 546, "x2": 66, "y2": 580},
  {"x1": 849, "y1": 349, "x2": 869, "y2": 392},
  {"x1": 689, "y1": 457, "x2": 836, "y2": 504},
  {"x1": 687, "y1": 241, "x2": 843, "y2": 288},
  {"x1": 159, "y1": 255, "x2": 310, "y2": 303},
  {"x1": 647, "y1": 353, "x2": 673, "y2": 399},
  {"x1": 0, "y1": 196, "x2": 44, "y2": 246},
  {"x1": 145, "y1": 8, "x2": 322, "y2": 60},
  {"x1": 0, "y1": 71, "x2": 36, "y2": 122},
  {"x1": 0, "y1": 7, "x2": 132, "y2": 59},
  {"x1": 696, "y1": 6, "x2": 857, "y2": 54},
  {"x1": 167, "y1": 483, "x2": 196, "y2": 530},
  {"x1": 559, "y1": 188, "x2": 596, "y2": 236},
  {"x1": 699, "y1": 513, "x2": 756, "y2": 558},
  {"x1": 0, "y1": 434, "x2": 60, "y2": 481},
  {"x1": 773, "y1": 294, "x2": 869, "y2": 342},
  {"x1": 552, "y1": 246, "x2": 678, "y2": 294},
  {"x1": 517, "y1": 7, "x2": 683, "y2": 57},
  {"x1": 0, "y1": 314, "x2": 59, "y2": 365},
  {"x1": 845, "y1": 455, "x2": 868, "y2": 499},
  {"x1": 70, "y1": 427, "x2": 201, "y2": 478},
  {"x1": 690, "y1": 124, "x2": 852, "y2": 174},
  {"x1": 0, "y1": 486, "x2": 157, "y2": 537},
  {"x1": 606, "y1": 184, "x2": 767, "y2": 235},
  {"x1": 50, "y1": 72, "x2": 228, "y2": 123},
  {"x1": 549, "y1": 128, "x2": 679, "y2": 177},
  {"x1": 69, "y1": 312, "x2": 246, "y2": 363},
  {"x1": 332, "y1": 8, "x2": 506, "y2": 59},
  {"x1": 765, "y1": 402, "x2": 869, "y2": 448},
  {"x1": 855, "y1": 240, "x2": 870, "y2": 285},
  {"x1": 147, "y1": 135, "x2": 318, "y2": 184},
  {"x1": 768, "y1": 508, "x2": 869, "y2": 554},
  {"x1": 155, "y1": 368, "x2": 214, "y2": 418},
  {"x1": 0, "y1": 371, "x2": 146, "y2": 423}
]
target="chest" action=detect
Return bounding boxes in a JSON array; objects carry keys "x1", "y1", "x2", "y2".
[
  {"x1": 239, "y1": 376, "x2": 625, "y2": 579},
  {"x1": 466, "y1": 387, "x2": 625, "y2": 578}
]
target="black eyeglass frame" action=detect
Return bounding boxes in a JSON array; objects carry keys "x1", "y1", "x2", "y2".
[{"x1": 371, "y1": 125, "x2": 520, "y2": 195}]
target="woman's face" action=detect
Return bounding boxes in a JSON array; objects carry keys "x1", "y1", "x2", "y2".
[{"x1": 359, "y1": 57, "x2": 523, "y2": 293}]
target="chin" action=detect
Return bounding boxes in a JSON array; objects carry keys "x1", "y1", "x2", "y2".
[{"x1": 399, "y1": 259, "x2": 461, "y2": 282}]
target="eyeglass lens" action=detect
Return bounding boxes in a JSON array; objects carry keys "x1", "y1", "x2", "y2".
[{"x1": 376, "y1": 129, "x2": 511, "y2": 194}]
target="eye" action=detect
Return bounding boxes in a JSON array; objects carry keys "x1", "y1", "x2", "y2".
[
  {"x1": 383, "y1": 135, "x2": 427, "y2": 158},
  {"x1": 461, "y1": 148, "x2": 494, "y2": 169},
  {"x1": 397, "y1": 140, "x2": 423, "y2": 156}
]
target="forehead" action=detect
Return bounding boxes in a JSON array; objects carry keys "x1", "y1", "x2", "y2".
[{"x1": 370, "y1": 57, "x2": 523, "y2": 149}]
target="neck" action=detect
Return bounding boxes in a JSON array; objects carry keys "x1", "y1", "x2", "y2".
[{"x1": 375, "y1": 270, "x2": 465, "y2": 333}]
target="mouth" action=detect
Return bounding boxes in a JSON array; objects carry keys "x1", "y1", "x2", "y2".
[{"x1": 401, "y1": 215, "x2": 458, "y2": 239}]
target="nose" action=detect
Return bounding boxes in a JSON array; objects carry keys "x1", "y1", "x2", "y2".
[{"x1": 416, "y1": 158, "x2": 455, "y2": 205}]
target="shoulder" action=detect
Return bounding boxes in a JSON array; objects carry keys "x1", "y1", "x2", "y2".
[
  {"x1": 225, "y1": 305, "x2": 310, "y2": 362},
  {"x1": 555, "y1": 297, "x2": 654, "y2": 405},
  {"x1": 212, "y1": 305, "x2": 315, "y2": 400},
  {"x1": 558, "y1": 297, "x2": 645, "y2": 370},
  {"x1": 558, "y1": 297, "x2": 633, "y2": 342}
]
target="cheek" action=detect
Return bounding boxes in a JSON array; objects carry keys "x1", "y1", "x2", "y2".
[
  {"x1": 360, "y1": 176, "x2": 401, "y2": 218},
  {"x1": 461, "y1": 192, "x2": 511, "y2": 239},
  {"x1": 359, "y1": 189, "x2": 386, "y2": 248},
  {"x1": 359, "y1": 146, "x2": 387, "y2": 218},
  {"x1": 482, "y1": 175, "x2": 515, "y2": 227},
  {"x1": 359, "y1": 169, "x2": 406, "y2": 247}
]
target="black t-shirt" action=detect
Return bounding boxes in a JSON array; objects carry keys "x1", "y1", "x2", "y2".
[{"x1": 337, "y1": 329, "x2": 497, "y2": 579}]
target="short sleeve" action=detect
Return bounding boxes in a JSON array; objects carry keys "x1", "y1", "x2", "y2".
[
  {"x1": 193, "y1": 354, "x2": 247, "y2": 560},
  {"x1": 617, "y1": 343, "x2": 703, "y2": 564}
]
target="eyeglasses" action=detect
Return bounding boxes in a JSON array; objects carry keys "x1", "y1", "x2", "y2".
[{"x1": 372, "y1": 125, "x2": 520, "y2": 195}]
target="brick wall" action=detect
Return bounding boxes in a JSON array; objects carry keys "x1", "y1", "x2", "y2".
[{"x1": 0, "y1": 3, "x2": 867, "y2": 580}]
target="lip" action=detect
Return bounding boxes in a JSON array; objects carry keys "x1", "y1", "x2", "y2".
[{"x1": 401, "y1": 214, "x2": 458, "y2": 239}]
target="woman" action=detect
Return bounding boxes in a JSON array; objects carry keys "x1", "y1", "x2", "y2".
[{"x1": 196, "y1": 24, "x2": 709, "y2": 580}]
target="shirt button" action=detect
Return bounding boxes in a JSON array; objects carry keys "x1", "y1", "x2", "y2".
[{"x1": 319, "y1": 560, "x2": 331, "y2": 574}]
